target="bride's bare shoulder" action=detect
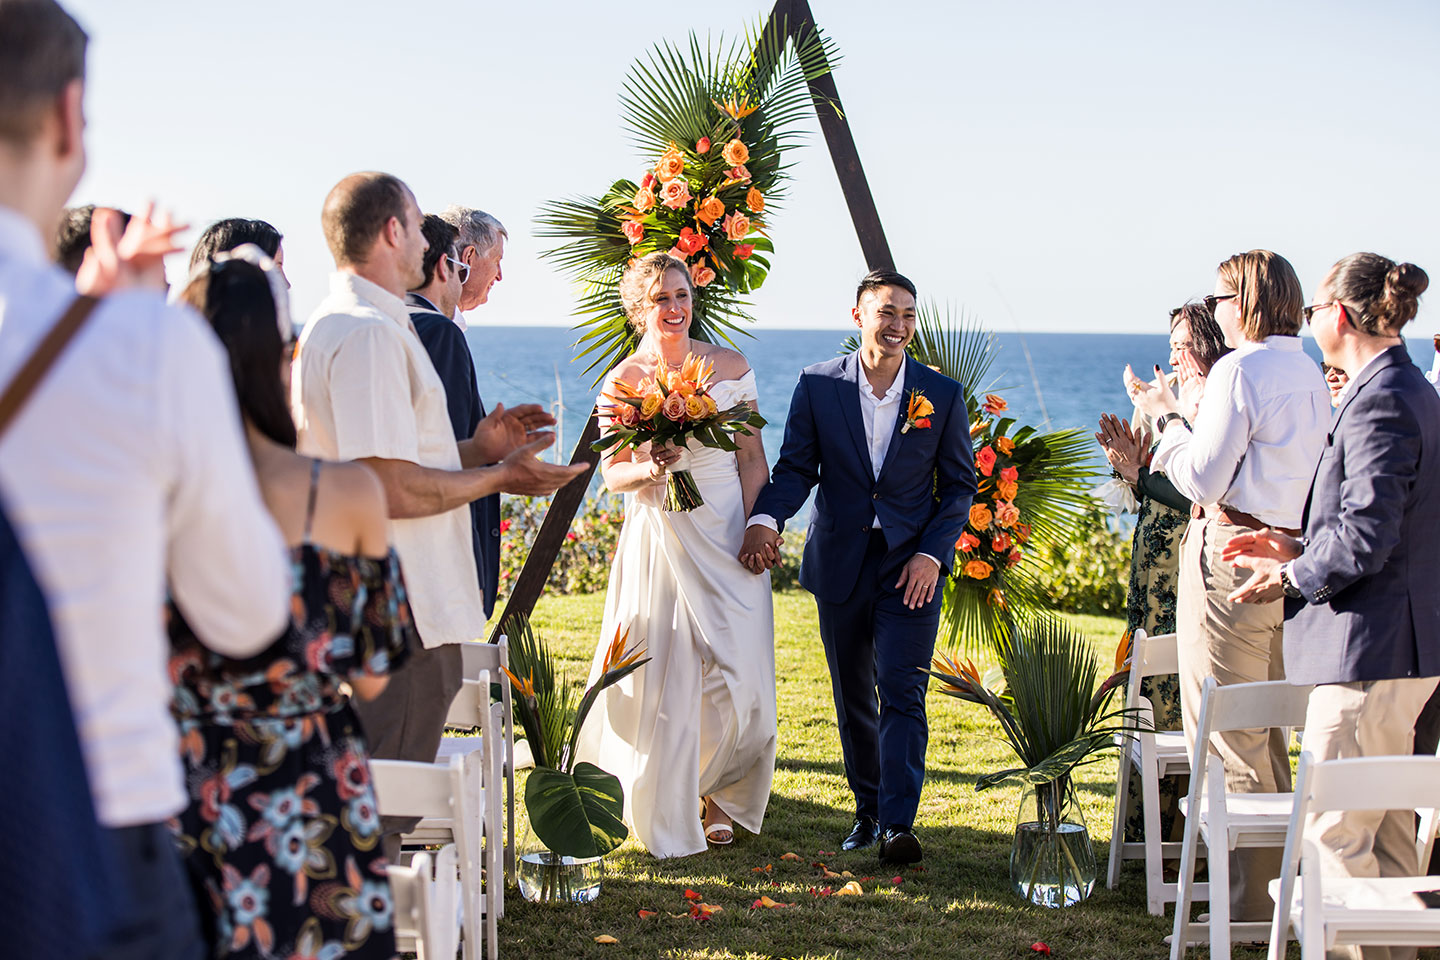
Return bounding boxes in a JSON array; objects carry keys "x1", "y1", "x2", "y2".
[
  {"x1": 607, "y1": 354, "x2": 654, "y2": 387},
  {"x1": 694, "y1": 344, "x2": 750, "y2": 381}
]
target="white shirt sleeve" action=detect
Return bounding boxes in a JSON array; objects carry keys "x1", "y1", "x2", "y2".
[
  {"x1": 1428, "y1": 350, "x2": 1440, "y2": 393},
  {"x1": 1150, "y1": 359, "x2": 1253, "y2": 507},
  {"x1": 748, "y1": 514, "x2": 779, "y2": 531},
  {"x1": 163, "y1": 310, "x2": 290, "y2": 657}
]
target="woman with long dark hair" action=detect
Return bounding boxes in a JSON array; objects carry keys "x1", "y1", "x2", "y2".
[{"x1": 170, "y1": 247, "x2": 413, "y2": 959}]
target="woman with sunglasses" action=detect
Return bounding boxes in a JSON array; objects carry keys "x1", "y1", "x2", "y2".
[
  {"x1": 1128, "y1": 249, "x2": 1329, "y2": 923},
  {"x1": 170, "y1": 248, "x2": 415, "y2": 960}
]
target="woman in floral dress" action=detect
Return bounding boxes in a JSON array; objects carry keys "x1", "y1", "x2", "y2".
[
  {"x1": 1097, "y1": 301, "x2": 1229, "y2": 844},
  {"x1": 169, "y1": 248, "x2": 413, "y2": 959}
]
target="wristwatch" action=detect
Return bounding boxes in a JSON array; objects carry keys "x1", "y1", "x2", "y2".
[
  {"x1": 1279, "y1": 564, "x2": 1302, "y2": 600},
  {"x1": 1156, "y1": 412, "x2": 1187, "y2": 432}
]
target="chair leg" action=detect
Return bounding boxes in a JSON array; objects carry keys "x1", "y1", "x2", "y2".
[
  {"x1": 1209, "y1": 843, "x2": 1231, "y2": 960},
  {"x1": 1108, "y1": 750, "x2": 1133, "y2": 890},
  {"x1": 1170, "y1": 828, "x2": 1198, "y2": 960},
  {"x1": 1141, "y1": 763, "x2": 1166, "y2": 916}
]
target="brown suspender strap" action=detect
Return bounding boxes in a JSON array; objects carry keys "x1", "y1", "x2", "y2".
[{"x1": 0, "y1": 295, "x2": 101, "y2": 440}]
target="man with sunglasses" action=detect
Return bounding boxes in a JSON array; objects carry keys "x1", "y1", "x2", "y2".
[{"x1": 407, "y1": 213, "x2": 503, "y2": 618}]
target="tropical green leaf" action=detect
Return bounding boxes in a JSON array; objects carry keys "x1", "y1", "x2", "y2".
[
  {"x1": 524, "y1": 762, "x2": 629, "y2": 859},
  {"x1": 500, "y1": 613, "x2": 576, "y2": 771}
]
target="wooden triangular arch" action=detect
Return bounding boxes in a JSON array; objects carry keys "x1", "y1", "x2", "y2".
[{"x1": 490, "y1": 0, "x2": 893, "y2": 638}]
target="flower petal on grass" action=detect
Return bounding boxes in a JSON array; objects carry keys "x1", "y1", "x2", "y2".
[
  {"x1": 781, "y1": 852, "x2": 802, "y2": 861},
  {"x1": 1031, "y1": 943, "x2": 1051, "y2": 955},
  {"x1": 891, "y1": 876, "x2": 904, "y2": 884},
  {"x1": 683, "y1": 888, "x2": 702, "y2": 901},
  {"x1": 751, "y1": 863, "x2": 773, "y2": 873},
  {"x1": 835, "y1": 881, "x2": 864, "y2": 896},
  {"x1": 595, "y1": 935, "x2": 618, "y2": 944},
  {"x1": 751, "y1": 895, "x2": 793, "y2": 909},
  {"x1": 636, "y1": 910, "x2": 658, "y2": 919}
]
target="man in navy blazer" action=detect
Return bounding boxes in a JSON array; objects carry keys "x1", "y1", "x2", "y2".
[
  {"x1": 741, "y1": 270, "x2": 976, "y2": 863},
  {"x1": 1225, "y1": 254, "x2": 1438, "y2": 923}
]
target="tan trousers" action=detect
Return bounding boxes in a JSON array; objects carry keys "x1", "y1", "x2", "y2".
[
  {"x1": 1177, "y1": 517, "x2": 1291, "y2": 921},
  {"x1": 1302, "y1": 677, "x2": 1439, "y2": 960}
]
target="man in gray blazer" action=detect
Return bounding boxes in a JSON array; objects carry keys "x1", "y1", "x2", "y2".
[{"x1": 1226, "y1": 253, "x2": 1437, "y2": 960}]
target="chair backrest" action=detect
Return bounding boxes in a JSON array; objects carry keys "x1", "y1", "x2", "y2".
[
  {"x1": 390, "y1": 844, "x2": 460, "y2": 960},
  {"x1": 446, "y1": 677, "x2": 492, "y2": 729},
  {"x1": 372, "y1": 758, "x2": 462, "y2": 821},
  {"x1": 1136, "y1": 631, "x2": 1180, "y2": 679},
  {"x1": 1196, "y1": 677, "x2": 1313, "y2": 737},
  {"x1": 1306, "y1": 755, "x2": 1440, "y2": 815}
]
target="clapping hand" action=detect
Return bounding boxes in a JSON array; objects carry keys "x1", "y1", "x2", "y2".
[
  {"x1": 76, "y1": 203, "x2": 186, "y2": 296},
  {"x1": 1174, "y1": 351, "x2": 1208, "y2": 422},
  {"x1": 1095, "y1": 413, "x2": 1150, "y2": 484},
  {"x1": 1220, "y1": 528, "x2": 1303, "y2": 604},
  {"x1": 472, "y1": 403, "x2": 556, "y2": 463},
  {"x1": 496, "y1": 433, "x2": 589, "y2": 495},
  {"x1": 1124, "y1": 364, "x2": 1180, "y2": 422},
  {"x1": 737, "y1": 524, "x2": 782, "y2": 575}
]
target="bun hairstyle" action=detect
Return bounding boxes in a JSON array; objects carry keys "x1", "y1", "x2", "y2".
[
  {"x1": 1327, "y1": 253, "x2": 1429, "y2": 336},
  {"x1": 619, "y1": 251, "x2": 692, "y2": 333}
]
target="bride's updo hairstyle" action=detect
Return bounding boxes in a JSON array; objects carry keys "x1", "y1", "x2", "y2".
[
  {"x1": 619, "y1": 252, "x2": 692, "y2": 334},
  {"x1": 1326, "y1": 253, "x2": 1429, "y2": 337}
]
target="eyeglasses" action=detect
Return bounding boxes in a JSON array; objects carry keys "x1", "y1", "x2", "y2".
[
  {"x1": 1202, "y1": 294, "x2": 1236, "y2": 312},
  {"x1": 1303, "y1": 301, "x2": 1338, "y2": 324},
  {"x1": 446, "y1": 255, "x2": 471, "y2": 285}
]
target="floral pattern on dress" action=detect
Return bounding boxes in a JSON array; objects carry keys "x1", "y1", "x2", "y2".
[{"x1": 169, "y1": 546, "x2": 415, "y2": 960}]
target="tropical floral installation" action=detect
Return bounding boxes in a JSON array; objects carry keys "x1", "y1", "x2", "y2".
[
  {"x1": 843, "y1": 303, "x2": 1103, "y2": 653},
  {"x1": 535, "y1": 23, "x2": 840, "y2": 381}
]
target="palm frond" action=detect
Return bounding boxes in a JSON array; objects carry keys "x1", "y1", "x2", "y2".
[
  {"x1": 500, "y1": 613, "x2": 577, "y2": 771},
  {"x1": 907, "y1": 301, "x2": 998, "y2": 391}
]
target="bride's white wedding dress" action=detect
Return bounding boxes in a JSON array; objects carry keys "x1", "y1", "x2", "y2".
[{"x1": 577, "y1": 371, "x2": 777, "y2": 859}]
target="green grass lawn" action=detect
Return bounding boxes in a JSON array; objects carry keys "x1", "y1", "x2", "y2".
[{"x1": 495, "y1": 591, "x2": 1252, "y2": 960}]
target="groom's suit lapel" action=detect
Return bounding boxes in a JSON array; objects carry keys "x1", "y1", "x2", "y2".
[
  {"x1": 877, "y1": 357, "x2": 915, "y2": 480},
  {"x1": 835, "y1": 352, "x2": 873, "y2": 469}
]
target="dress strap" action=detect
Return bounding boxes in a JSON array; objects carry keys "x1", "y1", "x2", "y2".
[{"x1": 302, "y1": 459, "x2": 321, "y2": 544}]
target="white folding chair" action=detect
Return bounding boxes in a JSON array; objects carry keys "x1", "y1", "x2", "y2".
[
  {"x1": 1170, "y1": 677, "x2": 1313, "y2": 959},
  {"x1": 1268, "y1": 753, "x2": 1440, "y2": 959},
  {"x1": 374, "y1": 755, "x2": 491, "y2": 960},
  {"x1": 389, "y1": 844, "x2": 460, "y2": 960},
  {"x1": 1107, "y1": 630, "x2": 1198, "y2": 915}
]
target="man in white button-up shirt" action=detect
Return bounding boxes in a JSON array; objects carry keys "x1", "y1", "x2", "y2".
[
  {"x1": 293, "y1": 173, "x2": 585, "y2": 859},
  {"x1": 0, "y1": 3, "x2": 291, "y2": 956},
  {"x1": 1133, "y1": 249, "x2": 1329, "y2": 923}
]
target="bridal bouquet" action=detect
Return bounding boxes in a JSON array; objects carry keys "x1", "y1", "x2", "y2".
[{"x1": 592, "y1": 352, "x2": 765, "y2": 511}]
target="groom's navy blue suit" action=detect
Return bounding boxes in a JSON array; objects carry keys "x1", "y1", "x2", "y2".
[{"x1": 753, "y1": 353, "x2": 976, "y2": 829}]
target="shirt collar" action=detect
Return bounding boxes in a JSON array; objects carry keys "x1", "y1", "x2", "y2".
[
  {"x1": 1235, "y1": 334, "x2": 1303, "y2": 357},
  {"x1": 407, "y1": 292, "x2": 440, "y2": 314},
  {"x1": 452, "y1": 307, "x2": 468, "y2": 332},
  {"x1": 331, "y1": 271, "x2": 411, "y2": 329},
  {"x1": 0, "y1": 205, "x2": 50, "y2": 266},
  {"x1": 1337, "y1": 349, "x2": 1393, "y2": 403},
  {"x1": 856, "y1": 354, "x2": 906, "y2": 402}
]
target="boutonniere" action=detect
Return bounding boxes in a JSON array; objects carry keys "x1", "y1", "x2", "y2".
[{"x1": 901, "y1": 389, "x2": 934, "y2": 434}]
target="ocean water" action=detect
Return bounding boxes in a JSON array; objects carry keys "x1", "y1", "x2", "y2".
[{"x1": 467, "y1": 325, "x2": 1438, "y2": 478}]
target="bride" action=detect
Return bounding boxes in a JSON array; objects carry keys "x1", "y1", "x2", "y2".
[{"x1": 577, "y1": 251, "x2": 777, "y2": 858}]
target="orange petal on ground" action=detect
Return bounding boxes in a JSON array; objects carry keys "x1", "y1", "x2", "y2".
[
  {"x1": 595, "y1": 935, "x2": 619, "y2": 944},
  {"x1": 835, "y1": 881, "x2": 864, "y2": 896},
  {"x1": 683, "y1": 888, "x2": 702, "y2": 901},
  {"x1": 636, "y1": 910, "x2": 658, "y2": 919},
  {"x1": 781, "y1": 852, "x2": 802, "y2": 861}
]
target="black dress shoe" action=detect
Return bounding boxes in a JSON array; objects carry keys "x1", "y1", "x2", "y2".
[
  {"x1": 878, "y1": 826, "x2": 923, "y2": 864},
  {"x1": 840, "y1": 815, "x2": 880, "y2": 851}
]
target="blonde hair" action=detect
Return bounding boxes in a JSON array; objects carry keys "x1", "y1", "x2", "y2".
[
  {"x1": 619, "y1": 252, "x2": 692, "y2": 333},
  {"x1": 1215, "y1": 249, "x2": 1304, "y2": 340}
]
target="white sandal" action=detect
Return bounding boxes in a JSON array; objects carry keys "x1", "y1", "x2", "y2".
[{"x1": 702, "y1": 796, "x2": 733, "y2": 845}]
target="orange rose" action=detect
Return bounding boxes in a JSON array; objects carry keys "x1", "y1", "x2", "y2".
[
  {"x1": 733, "y1": 243, "x2": 755, "y2": 260},
  {"x1": 1000, "y1": 466, "x2": 1019, "y2": 483},
  {"x1": 727, "y1": 164, "x2": 751, "y2": 181},
  {"x1": 963, "y1": 560, "x2": 994, "y2": 580},
  {"x1": 695, "y1": 136, "x2": 711, "y2": 154},
  {"x1": 660, "y1": 179, "x2": 692, "y2": 211},
  {"x1": 996, "y1": 479, "x2": 1018, "y2": 501},
  {"x1": 677, "y1": 226, "x2": 707, "y2": 256},
  {"x1": 685, "y1": 395, "x2": 705, "y2": 419},
  {"x1": 983, "y1": 393, "x2": 1008, "y2": 414},
  {"x1": 995, "y1": 436, "x2": 1015, "y2": 455},
  {"x1": 956, "y1": 531, "x2": 981, "y2": 553},
  {"x1": 640, "y1": 392, "x2": 664, "y2": 419},
  {"x1": 746, "y1": 187, "x2": 765, "y2": 213},
  {"x1": 721, "y1": 210, "x2": 751, "y2": 242},
  {"x1": 695, "y1": 195, "x2": 725, "y2": 227},
  {"x1": 617, "y1": 403, "x2": 641, "y2": 428},
  {"x1": 634, "y1": 186, "x2": 655, "y2": 212},
  {"x1": 621, "y1": 219, "x2": 644, "y2": 246},
  {"x1": 994, "y1": 500, "x2": 1020, "y2": 529},
  {"x1": 975, "y1": 445, "x2": 997, "y2": 477},
  {"x1": 969, "y1": 503, "x2": 993, "y2": 531},
  {"x1": 690, "y1": 260, "x2": 716, "y2": 287},
  {"x1": 662, "y1": 392, "x2": 687, "y2": 421},
  {"x1": 721, "y1": 139, "x2": 749, "y2": 166},
  {"x1": 991, "y1": 532, "x2": 1012, "y2": 552},
  {"x1": 655, "y1": 143, "x2": 685, "y2": 182}
]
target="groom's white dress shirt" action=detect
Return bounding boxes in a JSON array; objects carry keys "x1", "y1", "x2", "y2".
[
  {"x1": 1428, "y1": 349, "x2": 1440, "y2": 396},
  {"x1": 0, "y1": 205, "x2": 290, "y2": 827}
]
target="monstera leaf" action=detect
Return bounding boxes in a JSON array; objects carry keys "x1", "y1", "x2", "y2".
[{"x1": 525, "y1": 762, "x2": 629, "y2": 859}]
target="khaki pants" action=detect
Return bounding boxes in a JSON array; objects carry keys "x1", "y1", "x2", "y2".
[
  {"x1": 1302, "y1": 677, "x2": 1439, "y2": 960},
  {"x1": 1177, "y1": 516, "x2": 1291, "y2": 921}
]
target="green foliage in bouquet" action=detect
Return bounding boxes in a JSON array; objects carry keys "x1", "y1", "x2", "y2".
[
  {"x1": 502, "y1": 613, "x2": 649, "y2": 859},
  {"x1": 535, "y1": 21, "x2": 840, "y2": 383}
]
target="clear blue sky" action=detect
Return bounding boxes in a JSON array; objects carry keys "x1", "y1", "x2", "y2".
[{"x1": 66, "y1": 0, "x2": 1439, "y2": 337}]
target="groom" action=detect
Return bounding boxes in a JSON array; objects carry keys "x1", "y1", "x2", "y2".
[{"x1": 741, "y1": 270, "x2": 976, "y2": 863}]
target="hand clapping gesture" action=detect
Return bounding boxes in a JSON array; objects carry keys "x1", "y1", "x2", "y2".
[
  {"x1": 471, "y1": 402, "x2": 557, "y2": 463},
  {"x1": 1174, "y1": 351, "x2": 1208, "y2": 422},
  {"x1": 1094, "y1": 413, "x2": 1151, "y2": 484},
  {"x1": 1220, "y1": 528, "x2": 1304, "y2": 604}
]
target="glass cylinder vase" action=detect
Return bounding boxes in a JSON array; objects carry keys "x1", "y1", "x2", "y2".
[
  {"x1": 1010, "y1": 776, "x2": 1097, "y2": 907},
  {"x1": 516, "y1": 809, "x2": 604, "y2": 904}
]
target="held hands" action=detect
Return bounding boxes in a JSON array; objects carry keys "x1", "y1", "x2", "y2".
[
  {"x1": 76, "y1": 203, "x2": 187, "y2": 296},
  {"x1": 738, "y1": 524, "x2": 782, "y2": 575},
  {"x1": 495, "y1": 433, "x2": 589, "y2": 495},
  {"x1": 1221, "y1": 528, "x2": 1304, "y2": 604},
  {"x1": 896, "y1": 554, "x2": 941, "y2": 610},
  {"x1": 1123, "y1": 364, "x2": 1180, "y2": 422},
  {"x1": 472, "y1": 402, "x2": 557, "y2": 463},
  {"x1": 1095, "y1": 413, "x2": 1150, "y2": 484}
]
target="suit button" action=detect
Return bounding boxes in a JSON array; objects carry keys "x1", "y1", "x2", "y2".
[
  {"x1": 490, "y1": 529, "x2": 500, "y2": 537},
  {"x1": 872, "y1": 492, "x2": 881, "y2": 500},
  {"x1": 860, "y1": 526, "x2": 869, "y2": 533}
]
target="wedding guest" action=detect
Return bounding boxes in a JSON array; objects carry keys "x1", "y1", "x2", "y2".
[
  {"x1": 292, "y1": 172, "x2": 586, "y2": 859},
  {"x1": 440, "y1": 204, "x2": 506, "y2": 321},
  {"x1": 173, "y1": 248, "x2": 412, "y2": 960},
  {"x1": 0, "y1": 3, "x2": 291, "y2": 956},
  {"x1": 54, "y1": 202, "x2": 129, "y2": 274},
  {"x1": 1130, "y1": 249, "x2": 1329, "y2": 923},
  {"x1": 189, "y1": 217, "x2": 287, "y2": 285},
  {"x1": 1428, "y1": 333, "x2": 1439, "y2": 395},
  {"x1": 577, "y1": 252, "x2": 776, "y2": 856},
  {"x1": 1097, "y1": 301, "x2": 1229, "y2": 849},
  {"x1": 1224, "y1": 254, "x2": 1437, "y2": 960},
  {"x1": 1321, "y1": 361, "x2": 1350, "y2": 406},
  {"x1": 409, "y1": 213, "x2": 501, "y2": 616}
]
